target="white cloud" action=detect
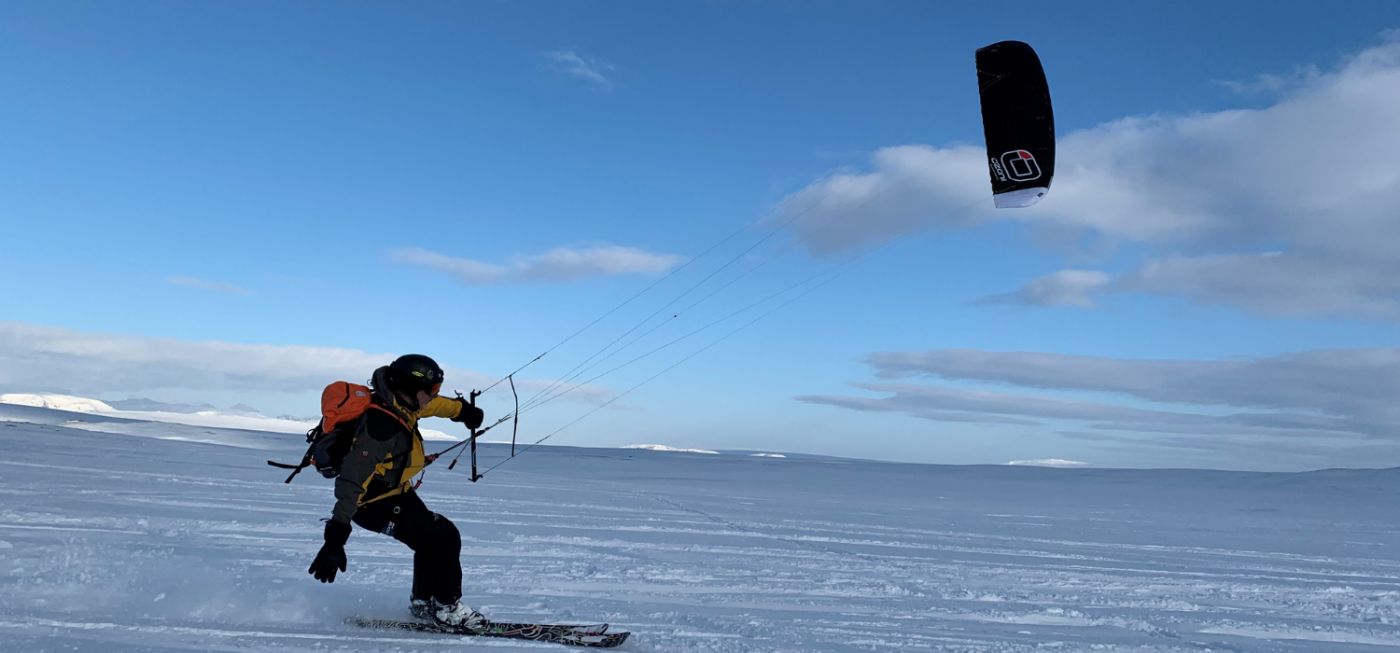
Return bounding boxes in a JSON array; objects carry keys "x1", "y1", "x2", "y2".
[
  {"x1": 776, "y1": 35, "x2": 1400, "y2": 319},
  {"x1": 167, "y1": 276, "x2": 251, "y2": 296},
  {"x1": 803, "y1": 381, "x2": 1222, "y2": 427},
  {"x1": 389, "y1": 245, "x2": 682, "y2": 285},
  {"x1": 0, "y1": 321, "x2": 393, "y2": 394},
  {"x1": 979, "y1": 270, "x2": 1110, "y2": 308},
  {"x1": 864, "y1": 349, "x2": 1400, "y2": 423},
  {"x1": 545, "y1": 49, "x2": 615, "y2": 88},
  {"x1": 1216, "y1": 64, "x2": 1323, "y2": 95},
  {"x1": 0, "y1": 322, "x2": 613, "y2": 405},
  {"x1": 769, "y1": 145, "x2": 989, "y2": 257},
  {"x1": 797, "y1": 348, "x2": 1400, "y2": 465},
  {"x1": 1118, "y1": 252, "x2": 1400, "y2": 319},
  {"x1": 0, "y1": 323, "x2": 618, "y2": 414},
  {"x1": 386, "y1": 248, "x2": 504, "y2": 284}
]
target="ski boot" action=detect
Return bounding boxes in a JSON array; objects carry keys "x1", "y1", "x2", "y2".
[
  {"x1": 409, "y1": 596, "x2": 434, "y2": 620},
  {"x1": 434, "y1": 600, "x2": 487, "y2": 632}
]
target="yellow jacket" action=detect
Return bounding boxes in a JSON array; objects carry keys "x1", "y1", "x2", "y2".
[{"x1": 330, "y1": 393, "x2": 471, "y2": 523}]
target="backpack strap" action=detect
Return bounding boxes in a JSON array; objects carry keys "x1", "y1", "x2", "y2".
[
  {"x1": 363, "y1": 403, "x2": 421, "y2": 473},
  {"x1": 366, "y1": 403, "x2": 413, "y2": 432},
  {"x1": 267, "y1": 426, "x2": 321, "y2": 482}
]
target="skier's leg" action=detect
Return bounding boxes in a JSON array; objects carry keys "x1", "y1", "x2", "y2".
[
  {"x1": 375, "y1": 492, "x2": 462, "y2": 605},
  {"x1": 421, "y1": 512, "x2": 462, "y2": 603},
  {"x1": 350, "y1": 498, "x2": 394, "y2": 534},
  {"x1": 381, "y1": 493, "x2": 474, "y2": 627},
  {"x1": 352, "y1": 493, "x2": 432, "y2": 603}
]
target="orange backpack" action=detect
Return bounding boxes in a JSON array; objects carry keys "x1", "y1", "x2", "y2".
[
  {"x1": 319, "y1": 381, "x2": 373, "y2": 434},
  {"x1": 267, "y1": 381, "x2": 404, "y2": 482}
]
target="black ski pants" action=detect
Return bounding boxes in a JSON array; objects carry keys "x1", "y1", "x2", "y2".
[{"x1": 351, "y1": 490, "x2": 462, "y2": 604}]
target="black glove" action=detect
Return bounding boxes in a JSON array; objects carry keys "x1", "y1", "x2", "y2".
[
  {"x1": 452, "y1": 396, "x2": 485, "y2": 430},
  {"x1": 308, "y1": 519, "x2": 351, "y2": 583}
]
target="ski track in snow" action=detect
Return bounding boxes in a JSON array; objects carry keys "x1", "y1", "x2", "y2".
[{"x1": 2, "y1": 415, "x2": 1400, "y2": 651}]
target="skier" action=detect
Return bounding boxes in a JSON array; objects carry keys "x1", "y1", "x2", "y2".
[{"x1": 305, "y1": 354, "x2": 488, "y2": 630}]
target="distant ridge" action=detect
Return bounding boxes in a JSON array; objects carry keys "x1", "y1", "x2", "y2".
[{"x1": 108, "y1": 398, "x2": 220, "y2": 413}]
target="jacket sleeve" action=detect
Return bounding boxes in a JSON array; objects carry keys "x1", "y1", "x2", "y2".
[
  {"x1": 419, "y1": 395, "x2": 465, "y2": 420},
  {"x1": 330, "y1": 410, "x2": 404, "y2": 524}
]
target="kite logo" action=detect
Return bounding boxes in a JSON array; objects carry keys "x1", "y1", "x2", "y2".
[{"x1": 997, "y1": 150, "x2": 1041, "y2": 182}]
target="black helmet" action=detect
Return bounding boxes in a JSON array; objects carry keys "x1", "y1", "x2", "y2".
[{"x1": 387, "y1": 354, "x2": 445, "y2": 395}]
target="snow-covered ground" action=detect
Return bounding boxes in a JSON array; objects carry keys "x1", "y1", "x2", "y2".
[{"x1": 2, "y1": 402, "x2": 1399, "y2": 652}]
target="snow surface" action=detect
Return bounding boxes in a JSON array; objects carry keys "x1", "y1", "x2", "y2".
[{"x1": 3, "y1": 402, "x2": 1400, "y2": 652}]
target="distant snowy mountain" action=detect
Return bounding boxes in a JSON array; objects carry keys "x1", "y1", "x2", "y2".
[
  {"x1": 1008, "y1": 458, "x2": 1089, "y2": 467},
  {"x1": 0, "y1": 392, "x2": 116, "y2": 413},
  {"x1": 0, "y1": 392, "x2": 310, "y2": 435},
  {"x1": 623, "y1": 443, "x2": 720, "y2": 454}
]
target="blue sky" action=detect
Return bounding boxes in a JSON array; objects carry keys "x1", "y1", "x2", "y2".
[{"x1": 3, "y1": 1, "x2": 1399, "y2": 471}]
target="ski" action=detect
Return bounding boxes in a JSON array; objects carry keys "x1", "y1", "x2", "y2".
[{"x1": 346, "y1": 616, "x2": 630, "y2": 648}]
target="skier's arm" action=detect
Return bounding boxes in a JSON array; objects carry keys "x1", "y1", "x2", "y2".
[
  {"x1": 418, "y1": 395, "x2": 460, "y2": 419},
  {"x1": 421, "y1": 394, "x2": 484, "y2": 429},
  {"x1": 330, "y1": 410, "x2": 403, "y2": 524}
]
